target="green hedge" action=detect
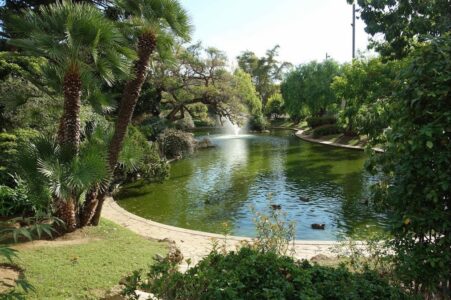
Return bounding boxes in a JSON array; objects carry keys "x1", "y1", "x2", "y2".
[
  {"x1": 312, "y1": 124, "x2": 342, "y2": 138},
  {"x1": 131, "y1": 247, "x2": 412, "y2": 300},
  {"x1": 307, "y1": 116, "x2": 337, "y2": 128}
]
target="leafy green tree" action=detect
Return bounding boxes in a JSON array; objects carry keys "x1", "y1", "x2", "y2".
[
  {"x1": 331, "y1": 57, "x2": 401, "y2": 139},
  {"x1": 349, "y1": 0, "x2": 450, "y2": 59},
  {"x1": 264, "y1": 92, "x2": 285, "y2": 119},
  {"x1": 137, "y1": 44, "x2": 261, "y2": 128},
  {"x1": 368, "y1": 35, "x2": 450, "y2": 296},
  {"x1": 281, "y1": 59, "x2": 340, "y2": 119},
  {"x1": 237, "y1": 45, "x2": 291, "y2": 107}
]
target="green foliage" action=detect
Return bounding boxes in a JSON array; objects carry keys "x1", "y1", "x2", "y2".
[
  {"x1": 0, "y1": 130, "x2": 39, "y2": 186},
  {"x1": 126, "y1": 247, "x2": 410, "y2": 300},
  {"x1": 232, "y1": 68, "x2": 262, "y2": 116},
  {"x1": 281, "y1": 59, "x2": 340, "y2": 118},
  {"x1": 352, "y1": 0, "x2": 450, "y2": 59},
  {"x1": 158, "y1": 128, "x2": 194, "y2": 159},
  {"x1": 237, "y1": 45, "x2": 291, "y2": 107},
  {"x1": 264, "y1": 92, "x2": 284, "y2": 119},
  {"x1": 247, "y1": 114, "x2": 268, "y2": 132},
  {"x1": 0, "y1": 180, "x2": 33, "y2": 217},
  {"x1": 7, "y1": 0, "x2": 135, "y2": 105},
  {"x1": 368, "y1": 35, "x2": 451, "y2": 295},
  {"x1": 331, "y1": 58, "x2": 401, "y2": 139},
  {"x1": 117, "y1": 126, "x2": 169, "y2": 183},
  {"x1": 312, "y1": 124, "x2": 342, "y2": 138},
  {"x1": 251, "y1": 206, "x2": 296, "y2": 256},
  {"x1": 306, "y1": 116, "x2": 337, "y2": 129}
]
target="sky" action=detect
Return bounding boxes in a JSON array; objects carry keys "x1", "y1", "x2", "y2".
[{"x1": 179, "y1": 0, "x2": 371, "y2": 66}]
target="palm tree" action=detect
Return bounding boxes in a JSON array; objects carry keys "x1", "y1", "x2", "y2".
[
  {"x1": 8, "y1": 0, "x2": 133, "y2": 152},
  {"x1": 8, "y1": 1, "x2": 134, "y2": 231},
  {"x1": 88, "y1": 0, "x2": 192, "y2": 225}
]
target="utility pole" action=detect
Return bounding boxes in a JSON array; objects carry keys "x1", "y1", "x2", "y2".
[{"x1": 351, "y1": 3, "x2": 356, "y2": 59}]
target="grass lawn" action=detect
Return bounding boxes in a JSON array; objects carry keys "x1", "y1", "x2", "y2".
[
  {"x1": 3, "y1": 219, "x2": 167, "y2": 299},
  {"x1": 269, "y1": 119, "x2": 307, "y2": 129}
]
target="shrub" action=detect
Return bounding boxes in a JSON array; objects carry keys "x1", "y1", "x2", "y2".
[
  {"x1": 0, "y1": 180, "x2": 33, "y2": 216},
  {"x1": 306, "y1": 115, "x2": 337, "y2": 128},
  {"x1": 367, "y1": 35, "x2": 451, "y2": 296},
  {"x1": 312, "y1": 124, "x2": 342, "y2": 138},
  {"x1": 158, "y1": 129, "x2": 195, "y2": 159},
  {"x1": 117, "y1": 126, "x2": 169, "y2": 183},
  {"x1": 124, "y1": 247, "x2": 410, "y2": 300},
  {"x1": 247, "y1": 114, "x2": 268, "y2": 131}
]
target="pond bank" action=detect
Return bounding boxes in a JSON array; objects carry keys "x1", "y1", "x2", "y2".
[
  {"x1": 102, "y1": 198, "x2": 338, "y2": 272},
  {"x1": 293, "y1": 129, "x2": 384, "y2": 153}
]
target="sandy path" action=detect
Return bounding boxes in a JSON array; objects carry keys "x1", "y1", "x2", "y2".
[{"x1": 102, "y1": 198, "x2": 338, "y2": 271}]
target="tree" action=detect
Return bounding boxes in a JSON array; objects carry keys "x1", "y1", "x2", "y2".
[
  {"x1": 368, "y1": 35, "x2": 450, "y2": 296},
  {"x1": 281, "y1": 59, "x2": 340, "y2": 119},
  {"x1": 237, "y1": 45, "x2": 291, "y2": 107},
  {"x1": 331, "y1": 57, "x2": 401, "y2": 139},
  {"x1": 349, "y1": 0, "x2": 451, "y2": 59},
  {"x1": 88, "y1": 0, "x2": 191, "y2": 226},
  {"x1": 8, "y1": 1, "x2": 133, "y2": 231},
  {"x1": 135, "y1": 44, "x2": 261, "y2": 128},
  {"x1": 264, "y1": 92, "x2": 284, "y2": 119}
]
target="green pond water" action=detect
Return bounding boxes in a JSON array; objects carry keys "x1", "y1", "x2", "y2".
[{"x1": 117, "y1": 130, "x2": 387, "y2": 240}]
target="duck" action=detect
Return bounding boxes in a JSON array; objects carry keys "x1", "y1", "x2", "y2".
[
  {"x1": 299, "y1": 196, "x2": 310, "y2": 202},
  {"x1": 311, "y1": 223, "x2": 325, "y2": 230},
  {"x1": 270, "y1": 204, "x2": 282, "y2": 210}
]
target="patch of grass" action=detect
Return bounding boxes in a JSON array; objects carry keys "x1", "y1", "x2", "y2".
[{"x1": 4, "y1": 219, "x2": 167, "y2": 299}]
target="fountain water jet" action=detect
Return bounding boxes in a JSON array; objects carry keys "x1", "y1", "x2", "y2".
[{"x1": 223, "y1": 117, "x2": 241, "y2": 136}]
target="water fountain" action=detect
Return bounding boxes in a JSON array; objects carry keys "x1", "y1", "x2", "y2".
[{"x1": 223, "y1": 117, "x2": 241, "y2": 136}]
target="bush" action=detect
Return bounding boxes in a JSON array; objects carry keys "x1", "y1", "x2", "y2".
[
  {"x1": 125, "y1": 247, "x2": 410, "y2": 300},
  {"x1": 306, "y1": 115, "x2": 337, "y2": 128},
  {"x1": 0, "y1": 180, "x2": 33, "y2": 216},
  {"x1": 158, "y1": 129, "x2": 195, "y2": 159},
  {"x1": 247, "y1": 114, "x2": 268, "y2": 131},
  {"x1": 312, "y1": 124, "x2": 342, "y2": 138},
  {"x1": 0, "y1": 129, "x2": 39, "y2": 186},
  {"x1": 117, "y1": 126, "x2": 169, "y2": 184}
]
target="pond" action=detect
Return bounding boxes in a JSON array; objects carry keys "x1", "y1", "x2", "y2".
[{"x1": 117, "y1": 130, "x2": 388, "y2": 240}]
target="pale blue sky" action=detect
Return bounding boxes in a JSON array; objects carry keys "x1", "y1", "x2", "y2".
[{"x1": 179, "y1": 0, "x2": 371, "y2": 66}]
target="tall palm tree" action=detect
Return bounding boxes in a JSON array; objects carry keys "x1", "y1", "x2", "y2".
[
  {"x1": 8, "y1": 0, "x2": 133, "y2": 152},
  {"x1": 87, "y1": 0, "x2": 192, "y2": 225},
  {"x1": 8, "y1": 1, "x2": 134, "y2": 231}
]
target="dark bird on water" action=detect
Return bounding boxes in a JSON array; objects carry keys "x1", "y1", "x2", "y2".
[
  {"x1": 271, "y1": 204, "x2": 282, "y2": 210},
  {"x1": 299, "y1": 196, "x2": 310, "y2": 202},
  {"x1": 311, "y1": 223, "x2": 325, "y2": 230}
]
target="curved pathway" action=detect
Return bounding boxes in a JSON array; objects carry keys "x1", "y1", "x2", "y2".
[
  {"x1": 102, "y1": 198, "x2": 338, "y2": 271},
  {"x1": 294, "y1": 129, "x2": 384, "y2": 153}
]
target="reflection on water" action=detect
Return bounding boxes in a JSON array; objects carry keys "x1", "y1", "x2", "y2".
[{"x1": 117, "y1": 130, "x2": 388, "y2": 240}]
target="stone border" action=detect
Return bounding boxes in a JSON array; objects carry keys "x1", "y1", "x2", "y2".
[
  {"x1": 294, "y1": 129, "x2": 384, "y2": 153},
  {"x1": 102, "y1": 198, "x2": 340, "y2": 269}
]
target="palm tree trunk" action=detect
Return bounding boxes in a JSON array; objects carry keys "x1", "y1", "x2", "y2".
[
  {"x1": 55, "y1": 197, "x2": 77, "y2": 232},
  {"x1": 58, "y1": 66, "x2": 82, "y2": 152},
  {"x1": 55, "y1": 66, "x2": 82, "y2": 232},
  {"x1": 89, "y1": 32, "x2": 157, "y2": 226}
]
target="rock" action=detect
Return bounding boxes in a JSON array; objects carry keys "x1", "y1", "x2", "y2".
[
  {"x1": 270, "y1": 204, "x2": 282, "y2": 210},
  {"x1": 153, "y1": 253, "x2": 165, "y2": 262},
  {"x1": 311, "y1": 223, "x2": 325, "y2": 230},
  {"x1": 167, "y1": 246, "x2": 183, "y2": 264}
]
